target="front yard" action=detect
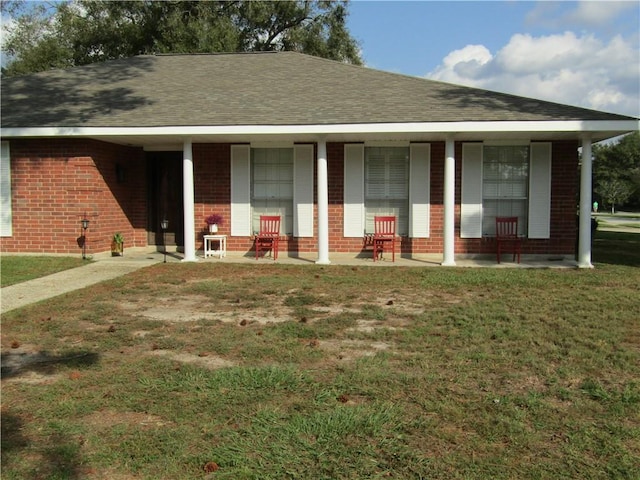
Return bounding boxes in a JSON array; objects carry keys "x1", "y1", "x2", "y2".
[{"x1": 1, "y1": 233, "x2": 639, "y2": 479}]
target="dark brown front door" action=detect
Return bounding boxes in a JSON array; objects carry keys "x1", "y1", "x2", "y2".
[{"x1": 147, "y1": 152, "x2": 183, "y2": 247}]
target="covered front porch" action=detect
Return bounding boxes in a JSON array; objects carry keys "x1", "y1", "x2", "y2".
[{"x1": 168, "y1": 133, "x2": 597, "y2": 268}]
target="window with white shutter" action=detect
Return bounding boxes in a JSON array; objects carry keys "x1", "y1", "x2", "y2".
[
  {"x1": 251, "y1": 148, "x2": 294, "y2": 235},
  {"x1": 364, "y1": 147, "x2": 409, "y2": 235}
]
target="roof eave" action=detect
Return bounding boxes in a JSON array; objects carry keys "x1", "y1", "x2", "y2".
[{"x1": 2, "y1": 119, "x2": 638, "y2": 146}]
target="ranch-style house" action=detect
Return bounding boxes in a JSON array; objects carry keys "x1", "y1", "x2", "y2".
[{"x1": 1, "y1": 52, "x2": 638, "y2": 266}]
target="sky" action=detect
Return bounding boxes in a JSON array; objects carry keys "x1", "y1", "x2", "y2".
[{"x1": 346, "y1": 0, "x2": 640, "y2": 118}]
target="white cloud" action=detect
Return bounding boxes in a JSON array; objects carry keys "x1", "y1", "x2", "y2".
[
  {"x1": 438, "y1": 45, "x2": 492, "y2": 80},
  {"x1": 427, "y1": 32, "x2": 640, "y2": 117},
  {"x1": 566, "y1": 1, "x2": 637, "y2": 27},
  {"x1": 525, "y1": 1, "x2": 638, "y2": 30}
]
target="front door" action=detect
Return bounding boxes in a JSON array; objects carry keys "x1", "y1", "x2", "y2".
[{"x1": 147, "y1": 152, "x2": 183, "y2": 248}]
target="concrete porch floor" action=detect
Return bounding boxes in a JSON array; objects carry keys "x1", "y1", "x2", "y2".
[{"x1": 139, "y1": 248, "x2": 578, "y2": 269}]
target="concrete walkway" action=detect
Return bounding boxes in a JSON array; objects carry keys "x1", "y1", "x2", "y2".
[
  {"x1": 1, "y1": 252, "x2": 167, "y2": 314},
  {"x1": 1, "y1": 249, "x2": 579, "y2": 314}
]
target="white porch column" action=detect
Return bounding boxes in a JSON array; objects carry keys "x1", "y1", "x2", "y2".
[
  {"x1": 578, "y1": 135, "x2": 594, "y2": 268},
  {"x1": 182, "y1": 137, "x2": 197, "y2": 262},
  {"x1": 316, "y1": 137, "x2": 331, "y2": 264},
  {"x1": 442, "y1": 136, "x2": 456, "y2": 266}
]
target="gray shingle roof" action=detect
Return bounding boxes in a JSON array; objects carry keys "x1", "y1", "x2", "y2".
[{"x1": 1, "y1": 51, "x2": 635, "y2": 129}]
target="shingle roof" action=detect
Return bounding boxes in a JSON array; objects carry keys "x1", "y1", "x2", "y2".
[{"x1": 1, "y1": 51, "x2": 635, "y2": 129}]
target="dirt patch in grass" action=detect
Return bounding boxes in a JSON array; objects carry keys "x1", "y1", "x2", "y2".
[
  {"x1": 149, "y1": 350, "x2": 236, "y2": 369},
  {"x1": 118, "y1": 295, "x2": 292, "y2": 324},
  {"x1": 347, "y1": 318, "x2": 411, "y2": 333},
  {"x1": 119, "y1": 296, "x2": 220, "y2": 322},
  {"x1": 82, "y1": 410, "x2": 173, "y2": 430},
  {"x1": 2, "y1": 369, "x2": 65, "y2": 385},
  {"x1": 319, "y1": 339, "x2": 393, "y2": 360},
  {"x1": 310, "y1": 305, "x2": 361, "y2": 315}
]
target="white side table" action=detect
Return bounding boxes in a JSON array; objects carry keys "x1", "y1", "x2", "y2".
[{"x1": 204, "y1": 235, "x2": 227, "y2": 259}]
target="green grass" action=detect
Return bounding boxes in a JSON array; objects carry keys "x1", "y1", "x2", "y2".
[
  {"x1": 593, "y1": 230, "x2": 640, "y2": 267},
  {"x1": 597, "y1": 221, "x2": 640, "y2": 230},
  {"x1": 0, "y1": 256, "x2": 88, "y2": 287},
  {"x1": 1, "y1": 233, "x2": 639, "y2": 479}
]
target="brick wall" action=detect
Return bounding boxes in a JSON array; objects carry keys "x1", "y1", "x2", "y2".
[
  {"x1": 193, "y1": 143, "x2": 234, "y2": 251},
  {"x1": 2, "y1": 139, "x2": 146, "y2": 255}
]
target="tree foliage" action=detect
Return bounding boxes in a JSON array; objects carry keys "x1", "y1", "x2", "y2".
[
  {"x1": 596, "y1": 178, "x2": 634, "y2": 214},
  {"x1": 1, "y1": 0, "x2": 362, "y2": 76},
  {"x1": 593, "y1": 131, "x2": 640, "y2": 211}
]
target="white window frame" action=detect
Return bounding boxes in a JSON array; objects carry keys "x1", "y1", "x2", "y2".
[
  {"x1": 364, "y1": 146, "x2": 410, "y2": 235},
  {"x1": 482, "y1": 144, "x2": 530, "y2": 237},
  {"x1": 251, "y1": 147, "x2": 294, "y2": 235}
]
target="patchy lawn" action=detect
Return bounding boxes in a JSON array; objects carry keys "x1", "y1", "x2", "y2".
[{"x1": 1, "y1": 235, "x2": 639, "y2": 479}]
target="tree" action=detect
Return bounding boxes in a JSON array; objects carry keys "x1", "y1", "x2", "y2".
[
  {"x1": 1, "y1": 0, "x2": 362, "y2": 76},
  {"x1": 1, "y1": 1, "x2": 74, "y2": 75},
  {"x1": 596, "y1": 178, "x2": 634, "y2": 214},
  {"x1": 593, "y1": 131, "x2": 640, "y2": 211}
]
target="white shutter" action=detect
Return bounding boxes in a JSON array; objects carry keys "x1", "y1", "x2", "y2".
[
  {"x1": 0, "y1": 142, "x2": 12, "y2": 237},
  {"x1": 230, "y1": 145, "x2": 251, "y2": 236},
  {"x1": 528, "y1": 142, "x2": 552, "y2": 239},
  {"x1": 461, "y1": 143, "x2": 483, "y2": 238},
  {"x1": 343, "y1": 144, "x2": 364, "y2": 237},
  {"x1": 409, "y1": 143, "x2": 430, "y2": 238},
  {"x1": 294, "y1": 144, "x2": 314, "y2": 237}
]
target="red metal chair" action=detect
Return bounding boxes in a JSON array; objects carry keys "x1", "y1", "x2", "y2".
[
  {"x1": 255, "y1": 215, "x2": 281, "y2": 260},
  {"x1": 496, "y1": 216, "x2": 521, "y2": 263},
  {"x1": 373, "y1": 216, "x2": 396, "y2": 262}
]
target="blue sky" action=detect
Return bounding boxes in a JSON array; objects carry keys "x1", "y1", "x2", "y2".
[{"x1": 346, "y1": 1, "x2": 640, "y2": 117}]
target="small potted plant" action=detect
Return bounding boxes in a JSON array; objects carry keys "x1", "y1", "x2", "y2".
[
  {"x1": 111, "y1": 232, "x2": 124, "y2": 256},
  {"x1": 205, "y1": 214, "x2": 223, "y2": 233}
]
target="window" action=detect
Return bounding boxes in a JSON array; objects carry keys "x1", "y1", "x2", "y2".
[
  {"x1": 482, "y1": 145, "x2": 529, "y2": 236},
  {"x1": 365, "y1": 147, "x2": 409, "y2": 235},
  {"x1": 251, "y1": 148, "x2": 293, "y2": 235}
]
